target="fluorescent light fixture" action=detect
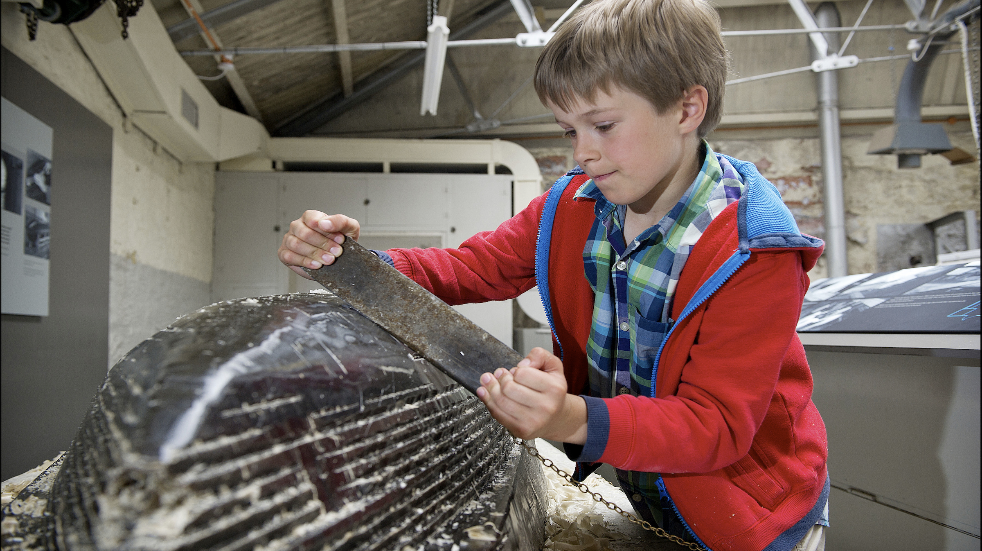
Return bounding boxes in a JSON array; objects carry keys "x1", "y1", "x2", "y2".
[{"x1": 421, "y1": 15, "x2": 450, "y2": 116}]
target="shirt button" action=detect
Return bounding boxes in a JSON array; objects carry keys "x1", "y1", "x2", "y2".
[
  {"x1": 619, "y1": 322, "x2": 630, "y2": 332},
  {"x1": 633, "y1": 493, "x2": 643, "y2": 502},
  {"x1": 615, "y1": 260, "x2": 628, "y2": 271},
  {"x1": 618, "y1": 387, "x2": 631, "y2": 395}
]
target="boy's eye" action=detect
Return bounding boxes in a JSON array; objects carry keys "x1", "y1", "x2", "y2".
[
  {"x1": 596, "y1": 123, "x2": 614, "y2": 132},
  {"x1": 563, "y1": 129, "x2": 576, "y2": 139}
]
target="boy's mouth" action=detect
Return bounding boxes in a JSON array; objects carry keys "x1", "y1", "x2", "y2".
[{"x1": 592, "y1": 171, "x2": 616, "y2": 183}]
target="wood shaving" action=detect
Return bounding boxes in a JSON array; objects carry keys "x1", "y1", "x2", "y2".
[{"x1": 534, "y1": 440, "x2": 668, "y2": 551}]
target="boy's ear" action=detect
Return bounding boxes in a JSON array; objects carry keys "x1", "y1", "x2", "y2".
[{"x1": 678, "y1": 85, "x2": 708, "y2": 134}]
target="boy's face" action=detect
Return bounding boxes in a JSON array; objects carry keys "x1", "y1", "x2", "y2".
[{"x1": 548, "y1": 87, "x2": 692, "y2": 210}]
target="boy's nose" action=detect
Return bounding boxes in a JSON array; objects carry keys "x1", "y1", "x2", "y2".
[{"x1": 573, "y1": 136, "x2": 599, "y2": 166}]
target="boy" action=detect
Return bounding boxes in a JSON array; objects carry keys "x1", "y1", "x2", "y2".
[{"x1": 278, "y1": 0, "x2": 829, "y2": 549}]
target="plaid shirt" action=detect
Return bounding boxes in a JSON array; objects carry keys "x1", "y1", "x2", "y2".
[
  {"x1": 575, "y1": 144, "x2": 747, "y2": 537},
  {"x1": 577, "y1": 143, "x2": 747, "y2": 400}
]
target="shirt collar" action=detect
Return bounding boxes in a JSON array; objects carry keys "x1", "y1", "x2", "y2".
[{"x1": 573, "y1": 140, "x2": 724, "y2": 227}]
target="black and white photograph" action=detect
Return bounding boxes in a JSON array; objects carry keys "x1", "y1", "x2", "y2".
[
  {"x1": 24, "y1": 149, "x2": 51, "y2": 206},
  {"x1": 797, "y1": 297, "x2": 887, "y2": 332},
  {"x1": 797, "y1": 261, "x2": 980, "y2": 334},
  {"x1": 802, "y1": 272, "x2": 874, "y2": 303},
  {"x1": 835, "y1": 264, "x2": 959, "y2": 299},
  {"x1": 904, "y1": 261, "x2": 980, "y2": 295},
  {"x1": 1, "y1": 148, "x2": 23, "y2": 215},
  {"x1": 23, "y1": 204, "x2": 49, "y2": 260}
]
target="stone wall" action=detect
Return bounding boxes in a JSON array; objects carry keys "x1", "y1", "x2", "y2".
[{"x1": 524, "y1": 130, "x2": 980, "y2": 281}]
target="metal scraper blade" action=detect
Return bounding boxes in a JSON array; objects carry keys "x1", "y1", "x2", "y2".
[{"x1": 304, "y1": 239, "x2": 523, "y2": 394}]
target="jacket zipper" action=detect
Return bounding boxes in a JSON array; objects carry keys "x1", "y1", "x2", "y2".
[
  {"x1": 656, "y1": 476, "x2": 711, "y2": 550},
  {"x1": 646, "y1": 249, "x2": 751, "y2": 551},
  {"x1": 649, "y1": 249, "x2": 750, "y2": 398},
  {"x1": 536, "y1": 173, "x2": 575, "y2": 360}
]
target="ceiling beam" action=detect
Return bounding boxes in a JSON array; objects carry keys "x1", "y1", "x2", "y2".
[
  {"x1": 446, "y1": 55, "x2": 482, "y2": 120},
  {"x1": 274, "y1": 0, "x2": 513, "y2": 137},
  {"x1": 176, "y1": 0, "x2": 265, "y2": 122},
  {"x1": 225, "y1": 68, "x2": 264, "y2": 123},
  {"x1": 167, "y1": 0, "x2": 287, "y2": 43},
  {"x1": 330, "y1": 0, "x2": 354, "y2": 97}
]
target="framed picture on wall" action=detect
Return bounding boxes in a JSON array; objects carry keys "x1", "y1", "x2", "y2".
[{"x1": 1, "y1": 96, "x2": 52, "y2": 317}]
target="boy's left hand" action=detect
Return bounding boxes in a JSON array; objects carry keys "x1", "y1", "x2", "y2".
[{"x1": 476, "y1": 347, "x2": 587, "y2": 444}]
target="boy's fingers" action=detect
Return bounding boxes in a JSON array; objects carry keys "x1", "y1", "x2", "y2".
[
  {"x1": 507, "y1": 348, "x2": 567, "y2": 395},
  {"x1": 526, "y1": 347, "x2": 564, "y2": 373},
  {"x1": 508, "y1": 366, "x2": 555, "y2": 395},
  {"x1": 290, "y1": 218, "x2": 341, "y2": 252},
  {"x1": 480, "y1": 372, "x2": 532, "y2": 423},
  {"x1": 315, "y1": 213, "x2": 361, "y2": 241},
  {"x1": 279, "y1": 212, "x2": 362, "y2": 275},
  {"x1": 477, "y1": 374, "x2": 512, "y2": 422},
  {"x1": 284, "y1": 232, "x2": 337, "y2": 260},
  {"x1": 283, "y1": 218, "x2": 348, "y2": 267},
  {"x1": 495, "y1": 370, "x2": 539, "y2": 408},
  {"x1": 279, "y1": 235, "x2": 333, "y2": 270},
  {"x1": 278, "y1": 247, "x2": 321, "y2": 273}
]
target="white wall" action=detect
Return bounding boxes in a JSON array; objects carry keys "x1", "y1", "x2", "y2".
[
  {"x1": 2, "y1": 5, "x2": 217, "y2": 364},
  {"x1": 214, "y1": 170, "x2": 516, "y2": 346}
]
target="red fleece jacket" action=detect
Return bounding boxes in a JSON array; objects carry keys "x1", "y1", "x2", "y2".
[{"x1": 388, "y1": 178, "x2": 828, "y2": 551}]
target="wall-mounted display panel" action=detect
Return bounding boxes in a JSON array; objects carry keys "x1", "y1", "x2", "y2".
[{"x1": 1, "y1": 97, "x2": 52, "y2": 317}]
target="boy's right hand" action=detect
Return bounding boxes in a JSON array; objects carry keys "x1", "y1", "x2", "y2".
[{"x1": 278, "y1": 211, "x2": 361, "y2": 280}]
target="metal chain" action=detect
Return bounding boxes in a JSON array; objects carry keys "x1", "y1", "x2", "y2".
[
  {"x1": 516, "y1": 438, "x2": 703, "y2": 551},
  {"x1": 114, "y1": 0, "x2": 144, "y2": 39},
  {"x1": 426, "y1": 0, "x2": 438, "y2": 27},
  {"x1": 20, "y1": 5, "x2": 38, "y2": 41}
]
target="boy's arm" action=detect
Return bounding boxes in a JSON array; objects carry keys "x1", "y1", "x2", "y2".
[
  {"x1": 385, "y1": 192, "x2": 546, "y2": 305},
  {"x1": 580, "y1": 250, "x2": 809, "y2": 474},
  {"x1": 279, "y1": 192, "x2": 547, "y2": 303}
]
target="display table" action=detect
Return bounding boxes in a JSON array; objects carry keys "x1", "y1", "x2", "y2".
[{"x1": 798, "y1": 260, "x2": 980, "y2": 551}]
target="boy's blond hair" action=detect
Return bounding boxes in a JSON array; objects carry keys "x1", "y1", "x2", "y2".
[{"x1": 534, "y1": 0, "x2": 728, "y2": 138}]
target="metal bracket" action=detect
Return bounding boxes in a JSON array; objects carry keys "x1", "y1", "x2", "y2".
[
  {"x1": 516, "y1": 31, "x2": 554, "y2": 47},
  {"x1": 811, "y1": 54, "x2": 859, "y2": 72}
]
